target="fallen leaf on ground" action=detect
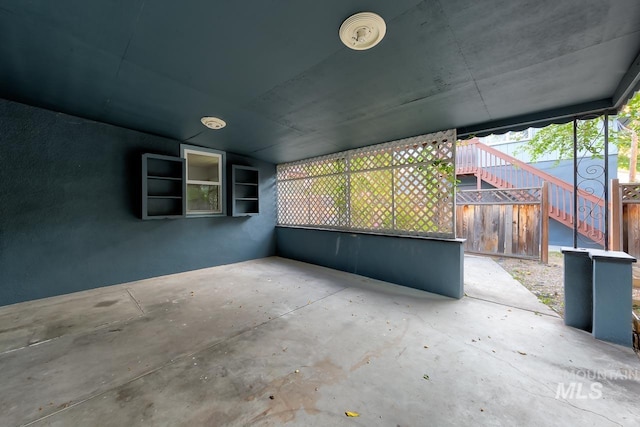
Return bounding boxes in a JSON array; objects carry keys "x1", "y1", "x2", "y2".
[
  {"x1": 345, "y1": 411, "x2": 360, "y2": 417},
  {"x1": 517, "y1": 351, "x2": 527, "y2": 355}
]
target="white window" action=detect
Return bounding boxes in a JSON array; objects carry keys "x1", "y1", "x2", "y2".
[{"x1": 180, "y1": 144, "x2": 226, "y2": 216}]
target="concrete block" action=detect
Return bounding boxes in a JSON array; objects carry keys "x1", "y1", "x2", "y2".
[
  {"x1": 561, "y1": 247, "x2": 592, "y2": 331},
  {"x1": 589, "y1": 250, "x2": 636, "y2": 347}
]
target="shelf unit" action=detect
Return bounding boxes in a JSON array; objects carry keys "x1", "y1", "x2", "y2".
[
  {"x1": 142, "y1": 154, "x2": 185, "y2": 219},
  {"x1": 231, "y1": 165, "x2": 259, "y2": 216}
]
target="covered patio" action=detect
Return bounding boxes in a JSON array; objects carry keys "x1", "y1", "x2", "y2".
[
  {"x1": 2, "y1": 1, "x2": 640, "y2": 425},
  {"x1": 2, "y1": 256, "x2": 638, "y2": 426}
]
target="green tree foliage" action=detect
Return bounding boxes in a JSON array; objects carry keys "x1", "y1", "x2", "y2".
[
  {"x1": 516, "y1": 91, "x2": 640, "y2": 170},
  {"x1": 616, "y1": 92, "x2": 640, "y2": 171},
  {"x1": 350, "y1": 170, "x2": 393, "y2": 229}
]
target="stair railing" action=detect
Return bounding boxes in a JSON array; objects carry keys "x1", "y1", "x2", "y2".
[{"x1": 456, "y1": 139, "x2": 604, "y2": 244}]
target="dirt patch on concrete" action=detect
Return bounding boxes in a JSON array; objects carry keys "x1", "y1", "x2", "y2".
[
  {"x1": 493, "y1": 252, "x2": 640, "y2": 318},
  {"x1": 492, "y1": 252, "x2": 566, "y2": 316},
  {"x1": 492, "y1": 252, "x2": 640, "y2": 353}
]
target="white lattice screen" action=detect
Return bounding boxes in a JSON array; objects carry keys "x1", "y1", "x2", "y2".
[
  {"x1": 621, "y1": 184, "x2": 640, "y2": 203},
  {"x1": 277, "y1": 130, "x2": 456, "y2": 238}
]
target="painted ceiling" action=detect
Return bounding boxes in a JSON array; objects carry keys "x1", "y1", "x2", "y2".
[{"x1": 1, "y1": 0, "x2": 639, "y2": 163}]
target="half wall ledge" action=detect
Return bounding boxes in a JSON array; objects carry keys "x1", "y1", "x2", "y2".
[
  {"x1": 561, "y1": 247, "x2": 637, "y2": 347},
  {"x1": 275, "y1": 226, "x2": 465, "y2": 299}
]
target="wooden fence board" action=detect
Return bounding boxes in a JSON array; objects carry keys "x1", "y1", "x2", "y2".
[
  {"x1": 629, "y1": 205, "x2": 640, "y2": 257},
  {"x1": 504, "y1": 205, "x2": 513, "y2": 256},
  {"x1": 456, "y1": 187, "x2": 546, "y2": 260},
  {"x1": 518, "y1": 205, "x2": 525, "y2": 255},
  {"x1": 532, "y1": 206, "x2": 541, "y2": 258},
  {"x1": 497, "y1": 205, "x2": 506, "y2": 253},
  {"x1": 626, "y1": 204, "x2": 632, "y2": 255},
  {"x1": 517, "y1": 205, "x2": 527, "y2": 255},
  {"x1": 512, "y1": 205, "x2": 520, "y2": 255},
  {"x1": 474, "y1": 207, "x2": 483, "y2": 252},
  {"x1": 525, "y1": 205, "x2": 534, "y2": 256}
]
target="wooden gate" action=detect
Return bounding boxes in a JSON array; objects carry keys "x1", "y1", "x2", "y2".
[
  {"x1": 456, "y1": 184, "x2": 549, "y2": 262},
  {"x1": 610, "y1": 181, "x2": 640, "y2": 257},
  {"x1": 609, "y1": 180, "x2": 640, "y2": 336},
  {"x1": 610, "y1": 180, "x2": 640, "y2": 254}
]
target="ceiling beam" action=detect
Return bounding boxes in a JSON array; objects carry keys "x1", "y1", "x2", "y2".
[{"x1": 612, "y1": 49, "x2": 640, "y2": 109}]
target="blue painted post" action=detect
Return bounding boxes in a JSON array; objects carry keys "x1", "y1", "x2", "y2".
[
  {"x1": 561, "y1": 248, "x2": 593, "y2": 331},
  {"x1": 589, "y1": 250, "x2": 636, "y2": 347}
]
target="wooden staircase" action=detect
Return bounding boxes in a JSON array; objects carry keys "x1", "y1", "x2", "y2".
[{"x1": 456, "y1": 139, "x2": 605, "y2": 245}]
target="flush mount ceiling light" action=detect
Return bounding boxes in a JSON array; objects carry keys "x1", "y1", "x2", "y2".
[
  {"x1": 339, "y1": 12, "x2": 386, "y2": 51},
  {"x1": 200, "y1": 116, "x2": 226, "y2": 130}
]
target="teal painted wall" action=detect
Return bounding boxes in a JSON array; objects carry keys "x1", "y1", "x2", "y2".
[
  {"x1": 0, "y1": 99, "x2": 276, "y2": 306},
  {"x1": 276, "y1": 227, "x2": 465, "y2": 299}
]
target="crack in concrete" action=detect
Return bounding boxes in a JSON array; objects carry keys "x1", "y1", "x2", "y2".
[
  {"x1": 126, "y1": 288, "x2": 145, "y2": 315},
  {"x1": 21, "y1": 285, "x2": 349, "y2": 426},
  {"x1": 508, "y1": 382, "x2": 624, "y2": 427},
  {"x1": 465, "y1": 294, "x2": 558, "y2": 317},
  {"x1": 0, "y1": 315, "x2": 142, "y2": 358},
  {"x1": 466, "y1": 342, "x2": 627, "y2": 427}
]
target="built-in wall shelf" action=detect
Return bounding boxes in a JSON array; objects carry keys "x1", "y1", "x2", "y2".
[
  {"x1": 142, "y1": 154, "x2": 186, "y2": 219},
  {"x1": 231, "y1": 165, "x2": 259, "y2": 216},
  {"x1": 147, "y1": 175, "x2": 183, "y2": 181}
]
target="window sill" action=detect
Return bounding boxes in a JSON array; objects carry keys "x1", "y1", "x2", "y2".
[{"x1": 186, "y1": 212, "x2": 226, "y2": 218}]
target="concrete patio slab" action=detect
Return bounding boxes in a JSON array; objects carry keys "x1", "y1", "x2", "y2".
[
  {"x1": 0, "y1": 256, "x2": 638, "y2": 426},
  {"x1": 0, "y1": 287, "x2": 142, "y2": 354},
  {"x1": 464, "y1": 255, "x2": 558, "y2": 317}
]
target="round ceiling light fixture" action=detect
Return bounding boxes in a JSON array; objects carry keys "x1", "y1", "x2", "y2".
[
  {"x1": 339, "y1": 12, "x2": 386, "y2": 51},
  {"x1": 200, "y1": 116, "x2": 226, "y2": 130}
]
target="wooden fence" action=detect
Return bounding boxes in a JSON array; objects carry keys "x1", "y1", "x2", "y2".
[
  {"x1": 457, "y1": 139, "x2": 604, "y2": 245},
  {"x1": 456, "y1": 183, "x2": 549, "y2": 262},
  {"x1": 610, "y1": 180, "x2": 640, "y2": 256},
  {"x1": 610, "y1": 179, "x2": 640, "y2": 311}
]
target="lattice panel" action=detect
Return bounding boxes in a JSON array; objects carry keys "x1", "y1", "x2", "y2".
[
  {"x1": 277, "y1": 179, "x2": 309, "y2": 225},
  {"x1": 350, "y1": 148, "x2": 392, "y2": 171},
  {"x1": 277, "y1": 129, "x2": 456, "y2": 238},
  {"x1": 394, "y1": 166, "x2": 454, "y2": 235},
  {"x1": 277, "y1": 175, "x2": 347, "y2": 227},
  {"x1": 350, "y1": 170, "x2": 393, "y2": 230},
  {"x1": 457, "y1": 188, "x2": 541, "y2": 205},
  {"x1": 621, "y1": 184, "x2": 640, "y2": 203},
  {"x1": 276, "y1": 155, "x2": 346, "y2": 180},
  {"x1": 392, "y1": 137, "x2": 454, "y2": 166}
]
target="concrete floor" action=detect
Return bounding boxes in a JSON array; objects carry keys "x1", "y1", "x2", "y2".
[{"x1": 1, "y1": 256, "x2": 639, "y2": 426}]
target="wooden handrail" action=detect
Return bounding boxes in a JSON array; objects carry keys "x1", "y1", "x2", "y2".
[
  {"x1": 456, "y1": 138, "x2": 605, "y2": 244},
  {"x1": 457, "y1": 139, "x2": 603, "y2": 206}
]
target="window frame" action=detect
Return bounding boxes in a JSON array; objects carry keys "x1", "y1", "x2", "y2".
[{"x1": 180, "y1": 144, "x2": 226, "y2": 217}]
